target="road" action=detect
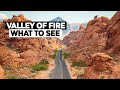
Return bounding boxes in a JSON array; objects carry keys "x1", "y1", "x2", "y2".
[{"x1": 50, "y1": 49, "x2": 71, "y2": 79}]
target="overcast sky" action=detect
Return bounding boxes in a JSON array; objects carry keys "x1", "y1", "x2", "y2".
[{"x1": 0, "y1": 11, "x2": 117, "y2": 23}]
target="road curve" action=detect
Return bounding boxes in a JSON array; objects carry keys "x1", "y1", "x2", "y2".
[{"x1": 50, "y1": 49, "x2": 71, "y2": 79}]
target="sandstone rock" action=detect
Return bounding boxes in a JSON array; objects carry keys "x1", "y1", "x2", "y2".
[
  {"x1": 82, "y1": 16, "x2": 109, "y2": 41},
  {"x1": 0, "y1": 65, "x2": 4, "y2": 79},
  {"x1": 18, "y1": 14, "x2": 24, "y2": 20},
  {"x1": 0, "y1": 46, "x2": 22, "y2": 67},
  {"x1": 79, "y1": 24, "x2": 85, "y2": 30},
  {"x1": 101, "y1": 16, "x2": 110, "y2": 23},
  {"x1": 83, "y1": 53, "x2": 120, "y2": 79},
  {"x1": 62, "y1": 29, "x2": 85, "y2": 46},
  {"x1": 89, "y1": 53, "x2": 113, "y2": 71},
  {"x1": 10, "y1": 51, "x2": 20, "y2": 58},
  {"x1": 63, "y1": 15, "x2": 110, "y2": 65},
  {"x1": 20, "y1": 50, "x2": 39, "y2": 66},
  {"x1": 11, "y1": 16, "x2": 21, "y2": 22},
  {"x1": 91, "y1": 53, "x2": 113, "y2": 61},
  {"x1": 105, "y1": 11, "x2": 120, "y2": 55},
  {"x1": 62, "y1": 12, "x2": 120, "y2": 79},
  {"x1": 0, "y1": 14, "x2": 63, "y2": 78},
  {"x1": 84, "y1": 66, "x2": 99, "y2": 79},
  {"x1": 111, "y1": 65, "x2": 120, "y2": 78}
]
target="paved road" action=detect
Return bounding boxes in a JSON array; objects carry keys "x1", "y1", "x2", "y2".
[{"x1": 50, "y1": 49, "x2": 71, "y2": 79}]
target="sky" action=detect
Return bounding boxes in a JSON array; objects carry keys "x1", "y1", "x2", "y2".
[{"x1": 0, "y1": 11, "x2": 117, "y2": 23}]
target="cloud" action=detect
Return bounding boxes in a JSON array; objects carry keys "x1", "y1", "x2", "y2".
[{"x1": 0, "y1": 14, "x2": 8, "y2": 20}]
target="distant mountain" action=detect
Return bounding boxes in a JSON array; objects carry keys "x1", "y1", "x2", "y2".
[
  {"x1": 0, "y1": 18, "x2": 3, "y2": 21},
  {"x1": 50, "y1": 17, "x2": 70, "y2": 37},
  {"x1": 69, "y1": 23, "x2": 80, "y2": 31},
  {"x1": 50, "y1": 16, "x2": 65, "y2": 22},
  {"x1": 0, "y1": 14, "x2": 8, "y2": 21},
  {"x1": 69, "y1": 22, "x2": 88, "y2": 31},
  {"x1": 81, "y1": 22, "x2": 88, "y2": 27},
  {"x1": 50, "y1": 17, "x2": 88, "y2": 38}
]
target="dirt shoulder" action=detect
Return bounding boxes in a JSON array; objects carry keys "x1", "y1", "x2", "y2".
[
  {"x1": 65, "y1": 60, "x2": 77, "y2": 79},
  {"x1": 34, "y1": 60, "x2": 56, "y2": 79}
]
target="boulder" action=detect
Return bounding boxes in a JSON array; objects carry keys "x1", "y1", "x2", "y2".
[{"x1": 83, "y1": 53, "x2": 120, "y2": 79}]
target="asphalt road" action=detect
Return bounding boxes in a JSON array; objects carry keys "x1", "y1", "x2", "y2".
[{"x1": 50, "y1": 49, "x2": 71, "y2": 79}]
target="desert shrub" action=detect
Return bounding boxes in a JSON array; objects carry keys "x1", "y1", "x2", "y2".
[
  {"x1": 32, "y1": 64, "x2": 48, "y2": 71},
  {"x1": 31, "y1": 59, "x2": 49, "y2": 71},
  {"x1": 77, "y1": 75, "x2": 84, "y2": 79},
  {"x1": 71, "y1": 60, "x2": 87, "y2": 67},
  {"x1": 52, "y1": 50, "x2": 58, "y2": 59},
  {"x1": 62, "y1": 51, "x2": 71, "y2": 59},
  {"x1": 40, "y1": 59, "x2": 49, "y2": 64},
  {"x1": 7, "y1": 74, "x2": 20, "y2": 79}
]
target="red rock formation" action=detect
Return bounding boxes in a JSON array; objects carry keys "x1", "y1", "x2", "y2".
[
  {"x1": 63, "y1": 29, "x2": 85, "y2": 46},
  {"x1": 0, "y1": 65, "x2": 4, "y2": 79},
  {"x1": 0, "y1": 46, "x2": 22, "y2": 67},
  {"x1": 84, "y1": 53, "x2": 120, "y2": 79},
  {"x1": 79, "y1": 24, "x2": 85, "y2": 30},
  {"x1": 0, "y1": 14, "x2": 62, "y2": 68},
  {"x1": 79, "y1": 16, "x2": 109, "y2": 45},
  {"x1": 0, "y1": 22, "x2": 9, "y2": 46},
  {"x1": 63, "y1": 12, "x2": 120, "y2": 79},
  {"x1": 63, "y1": 15, "x2": 110, "y2": 62},
  {"x1": 105, "y1": 11, "x2": 120, "y2": 55}
]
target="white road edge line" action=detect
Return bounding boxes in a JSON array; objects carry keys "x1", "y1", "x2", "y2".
[
  {"x1": 58, "y1": 50, "x2": 63, "y2": 79},
  {"x1": 59, "y1": 59, "x2": 63, "y2": 79}
]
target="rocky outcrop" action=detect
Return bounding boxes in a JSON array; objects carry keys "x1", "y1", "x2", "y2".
[
  {"x1": 63, "y1": 11, "x2": 120, "y2": 79},
  {"x1": 79, "y1": 24, "x2": 85, "y2": 30},
  {"x1": 0, "y1": 65, "x2": 4, "y2": 79},
  {"x1": 0, "y1": 14, "x2": 63, "y2": 78},
  {"x1": 63, "y1": 29, "x2": 85, "y2": 46},
  {"x1": 0, "y1": 22, "x2": 9, "y2": 47},
  {"x1": 84, "y1": 53, "x2": 120, "y2": 79},
  {"x1": 65, "y1": 30, "x2": 107, "y2": 62},
  {"x1": 0, "y1": 14, "x2": 31, "y2": 47},
  {"x1": 44, "y1": 37, "x2": 63, "y2": 49},
  {"x1": 62, "y1": 23, "x2": 86, "y2": 46},
  {"x1": 63, "y1": 15, "x2": 110, "y2": 61},
  {"x1": 63, "y1": 15, "x2": 109, "y2": 48},
  {"x1": 79, "y1": 16, "x2": 109, "y2": 45},
  {"x1": 6, "y1": 14, "x2": 31, "y2": 22},
  {"x1": 105, "y1": 11, "x2": 120, "y2": 55},
  {"x1": 0, "y1": 46, "x2": 22, "y2": 67}
]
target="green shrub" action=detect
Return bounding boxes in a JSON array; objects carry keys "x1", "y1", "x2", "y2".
[
  {"x1": 52, "y1": 54, "x2": 56, "y2": 59},
  {"x1": 40, "y1": 59, "x2": 49, "y2": 64},
  {"x1": 31, "y1": 59, "x2": 49, "y2": 71},
  {"x1": 62, "y1": 51, "x2": 71, "y2": 59},
  {"x1": 52, "y1": 50, "x2": 58, "y2": 59},
  {"x1": 71, "y1": 60, "x2": 87, "y2": 67},
  {"x1": 7, "y1": 74, "x2": 20, "y2": 79},
  {"x1": 77, "y1": 75, "x2": 84, "y2": 79},
  {"x1": 5, "y1": 66, "x2": 13, "y2": 70},
  {"x1": 32, "y1": 64, "x2": 48, "y2": 71}
]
